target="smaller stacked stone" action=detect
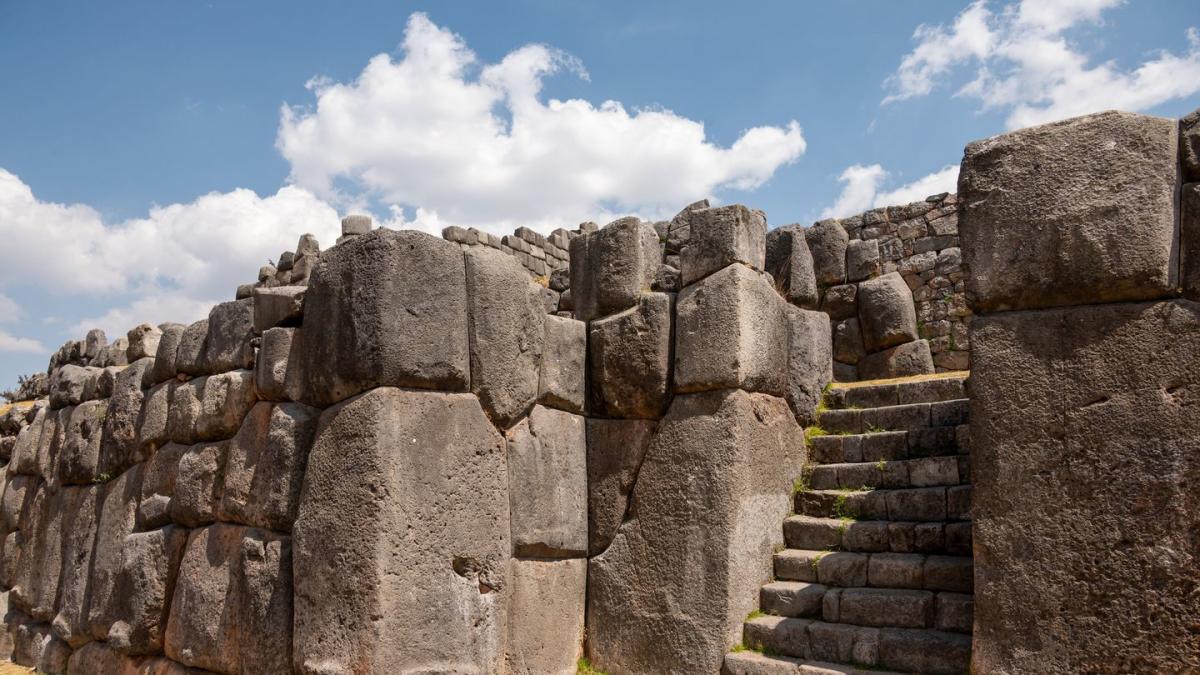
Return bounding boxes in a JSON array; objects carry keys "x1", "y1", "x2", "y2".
[
  {"x1": 442, "y1": 224, "x2": 573, "y2": 277},
  {"x1": 236, "y1": 228, "x2": 324, "y2": 301}
]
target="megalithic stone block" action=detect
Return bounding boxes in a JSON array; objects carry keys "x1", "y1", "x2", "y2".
[
  {"x1": 56, "y1": 399, "x2": 106, "y2": 486},
  {"x1": 857, "y1": 272, "x2": 920, "y2": 353},
  {"x1": 785, "y1": 304, "x2": 833, "y2": 425},
  {"x1": 589, "y1": 292, "x2": 674, "y2": 419},
  {"x1": 50, "y1": 485, "x2": 100, "y2": 648},
  {"x1": 98, "y1": 357, "x2": 155, "y2": 477},
  {"x1": 85, "y1": 464, "x2": 143, "y2": 641},
  {"x1": 666, "y1": 199, "x2": 709, "y2": 254},
  {"x1": 174, "y1": 320, "x2": 208, "y2": 377},
  {"x1": 167, "y1": 377, "x2": 205, "y2": 445},
  {"x1": 170, "y1": 441, "x2": 227, "y2": 528},
  {"x1": 765, "y1": 224, "x2": 819, "y2": 308},
  {"x1": 537, "y1": 315, "x2": 586, "y2": 414},
  {"x1": 569, "y1": 217, "x2": 662, "y2": 321},
  {"x1": 1179, "y1": 108, "x2": 1200, "y2": 183},
  {"x1": 465, "y1": 247, "x2": 545, "y2": 428},
  {"x1": 253, "y1": 286, "x2": 306, "y2": 334},
  {"x1": 49, "y1": 365, "x2": 98, "y2": 410},
  {"x1": 680, "y1": 205, "x2": 768, "y2": 286},
  {"x1": 220, "y1": 401, "x2": 319, "y2": 532},
  {"x1": 138, "y1": 442, "x2": 187, "y2": 530},
  {"x1": 107, "y1": 525, "x2": 189, "y2": 656},
  {"x1": 675, "y1": 264, "x2": 788, "y2": 396},
  {"x1": 505, "y1": 405, "x2": 587, "y2": 558},
  {"x1": 505, "y1": 558, "x2": 586, "y2": 674},
  {"x1": 126, "y1": 323, "x2": 162, "y2": 362},
  {"x1": 200, "y1": 299, "x2": 255, "y2": 374},
  {"x1": 1182, "y1": 183, "x2": 1200, "y2": 300},
  {"x1": 857, "y1": 339, "x2": 935, "y2": 380},
  {"x1": 147, "y1": 323, "x2": 185, "y2": 385},
  {"x1": 833, "y1": 317, "x2": 867, "y2": 365},
  {"x1": 195, "y1": 370, "x2": 256, "y2": 442},
  {"x1": 806, "y1": 219, "x2": 849, "y2": 286},
  {"x1": 255, "y1": 327, "x2": 296, "y2": 402},
  {"x1": 293, "y1": 388, "x2": 509, "y2": 674},
  {"x1": 136, "y1": 380, "x2": 173, "y2": 456},
  {"x1": 586, "y1": 389, "x2": 804, "y2": 674},
  {"x1": 296, "y1": 229, "x2": 471, "y2": 407},
  {"x1": 959, "y1": 110, "x2": 1179, "y2": 312},
  {"x1": 586, "y1": 418, "x2": 654, "y2": 556}
]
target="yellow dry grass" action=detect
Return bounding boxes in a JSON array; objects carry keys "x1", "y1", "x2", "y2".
[
  {"x1": 0, "y1": 661, "x2": 32, "y2": 674},
  {"x1": 0, "y1": 400, "x2": 34, "y2": 418},
  {"x1": 827, "y1": 370, "x2": 969, "y2": 389}
]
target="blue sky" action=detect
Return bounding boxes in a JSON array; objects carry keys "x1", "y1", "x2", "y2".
[{"x1": 0, "y1": 0, "x2": 1198, "y2": 389}]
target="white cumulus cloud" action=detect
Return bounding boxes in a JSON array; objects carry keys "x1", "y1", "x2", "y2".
[
  {"x1": 822, "y1": 164, "x2": 960, "y2": 219},
  {"x1": 884, "y1": 0, "x2": 1200, "y2": 128},
  {"x1": 277, "y1": 12, "x2": 807, "y2": 233},
  {"x1": 0, "y1": 331, "x2": 44, "y2": 355}
]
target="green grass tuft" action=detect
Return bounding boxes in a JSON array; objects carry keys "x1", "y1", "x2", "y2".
[{"x1": 578, "y1": 657, "x2": 609, "y2": 675}]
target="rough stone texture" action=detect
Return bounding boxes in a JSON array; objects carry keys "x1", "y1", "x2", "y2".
[
  {"x1": 170, "y1": 442, "x2": 227, "y2": 528},
  {"x1": 50, "y1": 485, "x2": 100, "y2": 648},
  {"x1": 99, "y1": 357, "x2": 155, "y2": 476},
  {"x1": 586, "y1": 418, "x2": 654, "y2": 556},
  {"x1": 681, "y1": 205, "x2": 767, "y2": 286},
  {"x1": 138, "y1": 443, "x2": 187, "y2": 530},
  {"x1": 833, "y1": 318, "x2": 866, "y2": 365},
  {"x1": 65, "y1": 642, "x2": 143, "y2": 675},
  {"x1": 1182, "y1": 182, "x2": 1200, "y2": 300},
  {"x1": 293, "y1": 388, "x2": 509, "y2": 674},
  {"x1": 506, "y1": 558, "x2": 586, "y2": 675},
  {"x1": 806, "y1": 219, "x2": 849, "y2": 286},
  {"x1": 537, "y1": 315, "x2": 585, "y2": 414},
  {"x1": 959, "y1": 111, "x2": 1179, "y2": 312},
  {"x1": 858, "y1": 340, "x2": 936, "y2": 380},
  {"x1": 148, "y1": 324, "x2": 185, "y2": 385},
  {"x1": 86, "y1": 464, "x2": 143, "y2": 641},
  {"x1": 847, "y1": 239, "x2": 881, "y2": 282},
  {"x1": 589, "y1": 293, "x2": 673, "y2": 419},
  {"x1": 569, "y1": 217, "x2": 662, "y2": 321},
  {"x1": 506, "y1": 405, "x2": 587, "y2": 558},
  {"x1": 971, "y1": 300, "x2": 1200, "y2": 674},
  {"x1": 56, "y1": 400, "x2": 107, "y2": 485},
  {"x1": 857, "y1": 272, "x2": 919, "y2": 353},
  {"x1": 136, "y1": 381, "x2": 173, "y2": 455},
  {"x1": 195, "y1": 370, "x2": 256, "y2": 441},
  {"x1": 1181, "y1": 107, "x2": 1200, "y2": 182},
  {"x1": 127, "y1": 323, "x2": 163, "y2": 362},
  {"x1": 108, "y1": 525, "x2": 189, "y2": 655},
  {"x1": 296, "y1": 229, "x2": 470, "y2": 407},
  {"x1": 465, "y1": 247, "x2": 545, "y2": 428},
  {"x1": 765, "y1": 224, "x2": 819, "y2": 308},
  {"x1": 174, "y1": 320, "x2": 208, "y2": 377},
  {"x1": 200, "y1": 299, "x2": 255, "y2": 374},
  {"x1": 49, "y1": 365, "x2": 97, "y2": 410},
  {"x1": 254, "y1": 327, "x2": 296, "y2": 402},
  {"x1": 785, "y1": 305, "x2": 833, "y2": 425},
  {"x1": 167, "y1": 378, "x2": 205, "y2": 445},
  {"x1": 667, "y1": 199, "x2": 710, "y2": 253},
  {"x1": 587, "y1": 389, "x2": 804, "y2": 674},
  {"x1": 252, "y1": 286, "x2": 306, "y2": 333},
  {"x1": 164, "y1": 523, "x2": 293, "y2": 674},
  {"x1": 675, "y1": 264, "x2": 788, "y2": 396},
  {"x1": 220, "y1": 401, "x2": 319, "y2": 532}
]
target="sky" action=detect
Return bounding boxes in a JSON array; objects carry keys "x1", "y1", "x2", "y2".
[{"x1": 0, "y1": 0, "x2": 1198, "y2": 388}]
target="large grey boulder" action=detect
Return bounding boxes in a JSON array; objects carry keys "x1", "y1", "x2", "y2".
[
  {"x1": 505, "y1": 558, "x2": 586, "y2": 675},
  {"x1": 167, "y1": 377, "x2": 206, "y2": 445},
  {"x1": 99, "y1": 357, "x2": 155, "y2": 476},
  {"x1": 589, "y1": 293, "x2": 673, "y2": 418},
  {"x1": 219, "y1": 401, "x2": 319, "y2": 532},
  {"x1": 465, "y1": 247, "x2": 545, "y2": 428},
  {"x1": 765, "y1": 224, "x2": 819, "y2": 308},
  {"x1": 49, "y1": 365, "x2": 98, "y2": 410},
  {"x1": 296, "y1": 229, "x2": 471, "y2": 407},
  {"x1": 569, "y1": 217, "x2": 662, "y2": 321},
  {"x1": 959, "y1": 110, "x2": 1179, "y2": 312},
  {"x1": 126, "y1": 324, "x2": 162, "y2": 362},
  {"x1": 56, "y1": 400, "x2": 107, "y2": 485},
  {"x1": 83, "y1": 329, "x2": 107, "y2": 365},
  {"x1": 108, "y1": 525, "x2": 189, "y2": 655},
  {"x1": 846, "y1": 239, "x2": 881, "y2": 282},
  {"x1": 1182, "y1": 183, "x2": 1200, "y2": 300},
  {"x1": 833, "y1": 317, "x2": 866, "y2": 365},
  {"x1": 174, "y1": 320, "x2": 208, "y2": 377},
  {"x1": 293, "y1": 388, "x2": 509, "y2": 674},
  {"x1": 785, "y1": 305, "x2": 833, "y2": 425},
  {"x1": 857, "y1": 272, "x2": 919, "y2": 353},
  {"x1": 50, "y1": 485, "x2": 100, "y2": 648},
  {"x1": 170, "y1": 442, "x2": 227, "y2": 528},
  {"x1": 65, "y1": 642, "x2": 143, "y2": 675},
  {"x1": 147, "y1": 324, "x2": 185, "y2": 386},
  {"x1": 138, "y1": 443, "x2": 186, "y2": 530},
  {"x1": 970, "y1": 300, "x2": 1200, "y2": 673},
  {"x1": 1181, "y1": 108, "x2": 1200, "y2": 182},
  {"x1": 199, "y1": 299, "x2": 255, "y2": 374},
  {"x1": 195, "y1": 370, "x2": 256, "y2": 441},
  {"x1": 136, "y1": 381, "x2": 173, "y2": 455},
  {"x1": 537, "y1": 315, "x2": 585, "y2": 414},
  {"x1": 666, "y1": 199, "x2": 709, "y2": 254},
  {"x1": 680, "y1": 205, "x2": 767, "y2": 286},
  {"x1": 858, "y1": 339, "x2": 935, "y2": 380},
  {"x1": 675, "y1": 264, "x2": 788, "y2": 396},
  {"x1": 586, "y1": 418, "x2": 654, "y2": 556},
  {"x1": 85, "y1": 464, "x2": 143, "y2": 641},
  {"x1": 254, "y1": 327, "x2": 297, "y2": 402},
  {"x1": 587, "y1": 389, "x2": 804, "y2": 674},
  {"x1": 506, "y1": 405, "x2": 587, "y2": 558},
  {"x1": 805, "y1": 219, "x2": 849, "y2": 286},
  {"x1": 252, "y1": 286, "x2": 306, "y2": 334}
]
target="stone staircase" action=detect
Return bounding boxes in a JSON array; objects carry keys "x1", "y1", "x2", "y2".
[{"x1": 724, "y1": 373, "x2": 972, "y2": 675}]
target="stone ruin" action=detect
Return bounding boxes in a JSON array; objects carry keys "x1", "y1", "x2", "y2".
[{"x1": 0, "y1": 107, "x2": 1196, "y2": 674}]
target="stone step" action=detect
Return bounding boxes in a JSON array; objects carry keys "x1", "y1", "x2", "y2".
[
  {"x1": 808, "y1": 456, "x2": 968, "y2": 491},
  {"x1": 825, "y1": 374, "x2": 968, "y2": 411},
  {"x1": 817, "y1": 399, "x2": 968, "y2": 435},
  {"x1": 741, "y1": 616, "x2": 972, "y2": 675},
  {"x1": 773, "y1": 549, "x2": 973, "y2": 593},
  {"x1": 809, "y1": 427, "x2": 967, "y2": 464},
  {"x1": 794, "y1": 486, "x2": 972, "y2": 522},
  {"x1": 759, "y1": 582, "x2": 973, "y2": 634},
  {"x1": 723, "y1": 650, "x2": 904, "y2": 675},
  {"x1": 782, "y1": 516, "x2": 971, "y2": 556}
]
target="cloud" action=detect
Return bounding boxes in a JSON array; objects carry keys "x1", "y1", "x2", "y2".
[
  {"x1": 822, "y1": 164, "x2": 960, "y2": 219},
  {"x1": 277, "y1": 12, "x2": 806, "y2": 233},
  {"x1": 0, "y1": 293, "x2": 22, "y2": 323},
  {"x1": 0, "y1": 330, "x2": 45, "y2": 354},
  {"x1": 884, "y1": 0, "x2": 1200, "y2": 128}
]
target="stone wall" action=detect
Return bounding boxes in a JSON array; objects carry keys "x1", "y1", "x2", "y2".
[{"x1": 962, "y1": 109, "x2": 1200, "y2": 673}]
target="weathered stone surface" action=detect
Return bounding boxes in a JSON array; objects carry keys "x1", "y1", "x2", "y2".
[
  {"x1": 681, "y1": 205, "x2": 767, "y2": 286},
  {"x1": 833, "y1": 318, "x2": 866, "y2": 365},
  {"x1": 820, "y1": 283, "x2": 858, "y2": 321},
  {"x1": 25, "y1": 486, "x2": 65, "y2": 621},
  {"x1": 341, "y1": 214, "x2": 372, "y2": 235},
  {"x1": 847, "y1": 239, "x2": 881, "y2": 282},
  {"x1": 10, "y1": 612, "x2": 49, "y2": 667},
  {"x1": 108, "y1": 525, "x2": 190, "y2": 655},
  {"x1": 785, "y1": 305, "x2": 833, "y2": 425},
  {"x1": 174, "y1": 321, "x2": 208, "y2": 377},
  {"x1": 167, "y1": 377, "x2": 205, "y2": 445},
  {"x1": 765, "y1": 224, "x2": 819, "y2": 308},
  {"x1": 220, "y1": 401, "x2": 319, "y2": 532},
  {"x1": 537, "y1": 315, "x2": 585, "y2": 414},
  {"x1": 170, "y1": 442, "x2": 226, "y2": 528},
  {"x1": 586, "y1": 418, "x2": 654, "y2": 556},
  {"x1": 569, "y1": 216, "x2": 662, "y2": 321},
  {"x1": 587, "y1": 389, "x2": 804, "y2": 674},
  {"x1": 66, "y1": 641, "x2": 145, "y2": 675},
  {"x1": 293, "y1": 388, "x2": 509, "y2": 674},
  {"x1": 666, "y1": 199, "x2": 709, "y2": 253},
  {"x1": 49, "y1": 365, "x2": 98, "y2": 410},
  {"x1": 589, "y1": 292, "x2": 673, "y2": 418},
  {"x1": 971, "y1": 300, "x2": 1200, "y2": 674},
  {"x1": 137, "y1": 381, "x2": 173, "y2": 454},
  {"x1": 1182, "y1": 108, "x2": 1200, "y2": 182},
  {"x1": 199, "y1": 299, "x2": 255, "y2": 374},
  {"x1": 675, "y1": 264, "x2": 788, "y2": 396},
  {"x1": 9, "y1": 407, "x2": 45, "y2": 476},
  {"x1": 959, "y1": 111, "x2": 1179, "y2": 312},
  {"x1": 296, "y1": 229, "x2": 470, "y2": 407},
  {"x1": 50, "y1": 485, "x2": 100, "y2": 648},
  {"x1": 127, "y1": 324, "x2": 163, "y2": 362},
  {"x1": 195, "y1": 370, "x2": 256, "y2": 441},
  {"x1": 1182, "y1": 183, "x2": 1200, "y2": 300},
  {"x1": 164, "y1": 523, "x2": 293, "y2": 674},
  {"x1": 86, "y1": 464, "x2": 143, "y2": 640},
  {"x1": 506, "y1": 406, "x2": 587, "y2": 558},
  {"x1": 805, "y1": 220, "x2": 849, "y2": 285},
  {"x1": 253, "y1": 286, "x2": 306, "y2": 334},
  {"x1": 56, "y1": 400, "x2": 107, "y2": 485},
  {"x1": 84, "y1": 329, "x2": 107, "y2": 364},
  {"x1": 38, "y1": 634, "x2": 71, "y2": 674},
  {"x1": 2, "y1": 474, "x2": 35, "y2": 531},
  {"x1": 138, "y1": 443, "x2": 187, "y2": 530},
  {"x1": 858, "y1": 272, "x2": 919, "y2": 353},
  {"x1": 100, "y1": 357, "x2": 155, "y2": 476},
  {"x1": 36, "y1": 407, "x2": 68, "y2": 487},
  {"x1": 506, "y1": 558, "x2": 586, "y2": 675},
  {"x1": 858, "y1": 340, "x2": 935, "y2": 380},
  {"x1": 465, "y1": 247, "x2": 545, "y2": 427},
  {"x1": 254, "y1": 327, "x2": 295, "y2": 402}
]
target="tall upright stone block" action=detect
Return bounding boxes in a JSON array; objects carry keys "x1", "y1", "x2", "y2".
[
  {"x1": 959, "y1": 111, "x2": 1179, "y2": 312},
  {"x1": 857, "y1": 272, "x2": 919, "y2": 353},
  {"x1": 538, "y1": 315, "x2": 585, "y2": 414},
  {"x1": 806, "y1": 219, "x2": 849, "y2": 286},
  {"x1": 200, "y1": 299, "x2": 255, "y2": 374},
  {"x1": 505, "y1": 558, "x2": 586, "y2": 675},
  {"x1": 680, "y1": 205, "x2": 767, "y2": 285},
  {"x1": 293, "y1": 388, "x2": 510, "y2": 674},
  {"x1": 220, "y1": 401, "x2": 319, "y2": 532},
  {"x1": 505, "y1": 405, "x2": 587, "y2": 558},
  {"x1": 586, "y1": 418, "x2": 654, "y2": 556},
  {"x1": 785, "y1": 304, "x2": 833, "y2": 425},
  {"x1": 569, "y1": 217, "x2": 662, "y2": 321},
  {"x1": 588, "y1": 293, "x2": 673, "y2": 418},
  {"x1": 296, "y1": 229, "x2": 471, "y2": 407},
  {"x1": 765, "y1": 224, "x2": 819, "y2": 308}
]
